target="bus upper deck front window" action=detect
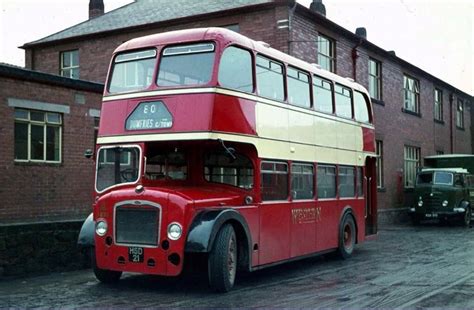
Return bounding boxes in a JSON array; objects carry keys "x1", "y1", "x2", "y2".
[
  {"x1": 108, "y1": 49, "x2": 156, "y2": 94},
  {"x1": 157, "y1": 43, "x2": 215, "y2": 87},
  {"x1": 96, "y1": 146, "x2": 140, "y2": 192}
]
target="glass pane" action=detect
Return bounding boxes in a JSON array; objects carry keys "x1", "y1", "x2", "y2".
[
  {"x1": 218, "y1": 46, "x2": 253, "y2": 93},
  {"x1": 71, "y1": 68, "x2": 80, "y2": 79},
  {"x1": 47, "y1": 113, "x2": 61, "y2": 124},
  {"x1": 14, "y1": 122, "x2": 28, "y2": 160},
  {"x1": 109, "y1": 56, "x2": 156, "y2": 93},
  {"x1": 357, "y1": 167, "x2": 363, "y2": 197},
  {"x1": 157, "y1": 46, "x2": 215, "y2": 87},
  {"x1": 288, "y1": 69, "x2": 310, "y2": 108},
  {"x1": 31, "y1": 125, "x2": 44, "y2": 160},
  {"x1": 15, "y1": 109, "x2": 29, "y2": 120},
  {"x1": 256, "y1": 56, "x2": 284, "y2": 101},
  {"x1": 335, "y1": 85, "x2": 352, "y2": 118},
  {"x1": 261, "y1": 172, "x2": 288, "y2": 201},
  {"x1": 46, "y1": 126, "x2": 60, "y2": 161},
  {"x1": 354, "y1": 91, "x2": 369, "y2": 123},
  {"x1": 313, "y1": 77, "x2": 333, "y2": 113},
  {"x1": 317, "y1": 166, "x2": 336, "y2": 198},
  {"x1": 96, "y1": 147, "x2": 140, "y2": 192},
  {"x1": 291, "y1": 164, "x2": 314, "y2": 200},
  {"x1": 31, "y1": 111, "x2": 45, "y2": 122},
  {"x1": 62, "y1": 51, "x2": 71, "y2": 67},
  {"x1": 71, "y1": 50, "x2": 79, "y2": 66},
  {"x1": 339, "y1": 167, "x2": 355, "y2": 197}
]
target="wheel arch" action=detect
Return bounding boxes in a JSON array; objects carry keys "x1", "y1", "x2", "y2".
[
  {"x1": 185, "y1": 208, "x2": 252, "y2": 271},
  {"x1": 77, "y1": 213, "x2": 95, "y2": 248},
  {"x1": 339, "y1": 206, "x2": 358, "y2": 244}
]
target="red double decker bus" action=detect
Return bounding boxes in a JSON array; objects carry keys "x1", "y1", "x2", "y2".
[{"x1": 78, "y1": 27, "x2": 377, "y2": 292}]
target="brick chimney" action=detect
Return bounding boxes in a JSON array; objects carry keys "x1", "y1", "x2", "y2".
[
  {"x1": 310, "y1": 0, "x2": 326, "y2": 17},
  {"x1": 89, "y1": 0, "x2": 104, "y2": 19}
]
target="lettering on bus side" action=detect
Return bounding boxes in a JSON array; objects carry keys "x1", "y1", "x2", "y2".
[
  {"x1": 291, "y1": 207, "x2": 321, "y2": 224},
  {"x1": 126, "y1": 101, "x2": 173, "y2": 130}
]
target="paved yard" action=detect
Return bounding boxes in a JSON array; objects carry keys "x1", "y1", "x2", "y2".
[{"x1": 1, "y1": 223, "x2": 474, "y2": 308}]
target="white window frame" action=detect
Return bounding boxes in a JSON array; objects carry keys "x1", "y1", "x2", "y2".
[
  {"x1": 14, "y1": 109, "x2": 62, "y2": 163},
  {"x1": 317, "y1": 34, "x2": 335, "y2": 72},
  {"x1": 404, "y1": 145, "x2": 420, "y2": 188},
  {"x1": 403, "y1": 75, "x2": 420, "y2": 114},
  {"x1": 368, "y1": 58, "x2": 381, "y2": 100},
  {"x1": 456, "y1": 99, "x2": 464, "y2": 129},
  {"x1": 60, "y1": 50, "x2": 79, "y2": 79},
  {"x1": 434, "y1": 88, "x2": 443, "y2": 121}
]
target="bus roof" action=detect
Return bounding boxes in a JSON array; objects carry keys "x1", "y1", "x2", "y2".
[
  {"x1": 421, "y1": 168, "x2": 469, "y2": 174},
  {"x1": 114, "y1": 27, "x2": 369, "y2": 94},
  {"x1": 425, "y1": 154, "x2": 474, "y2": 159}
]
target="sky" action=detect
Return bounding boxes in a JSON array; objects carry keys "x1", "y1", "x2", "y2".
[{"x1": 0, "y1": 0, "x2": 472, "y2": 95}]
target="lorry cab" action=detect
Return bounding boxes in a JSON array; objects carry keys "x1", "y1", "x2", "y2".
[{"x1": 409, "y1": 168, "x2": 474, "y2": 225}]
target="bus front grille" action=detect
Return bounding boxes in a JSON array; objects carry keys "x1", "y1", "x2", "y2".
[{"x1": 115, "y1": 206, "x2": 159, "y2": 246}]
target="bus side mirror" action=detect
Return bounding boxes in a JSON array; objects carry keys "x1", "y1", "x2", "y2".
[{"x1": 84, "y1": 149, "x2": 94, "y2": 159}]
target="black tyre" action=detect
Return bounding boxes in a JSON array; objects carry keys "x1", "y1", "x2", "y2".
[
  {"x1": 461, "y1": 207, "x2": 471, "y2": 227},
  {"x1": 208, "y1": 224, "x2": 237, "y2": 293},
  {"x1": 90, "y1": 248, "x2": 122, "y2": 283},
  {"x1": 338, "y1": 213, "x2": 356, "y2": 259}
]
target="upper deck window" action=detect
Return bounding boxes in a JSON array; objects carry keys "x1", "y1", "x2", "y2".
[
  {"x1": 256, "y1": 55, "x2": 284, "y2": 101},
  {"x1": 287, "y1": 67, "x2": 310, "y2": 108},
  {"x1": 313, "y1": 76, "x2": 333, "y2": 113},
  {"x1": 218, "y1": 46, "x2": 253, "y2": 93},
  {"x1": 353, "y1": 91, "x2": 370, "y2": 123},
  {"x1": 109, "y1": 49, "x2": 156, "y2": 94},
  {"x1": 157, "y1": 43, "x2": 215, "y2": 87},
  {"x1": 335, "y1": 84, "x2": 352, "y2": 119}
]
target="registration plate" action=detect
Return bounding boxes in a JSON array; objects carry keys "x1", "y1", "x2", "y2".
[
  {"x1": 425, "y1": 213, "x2": 438, "y2": 218},
  {"x1": 128, "y1": 247, "x2": 144, "y2": 263}
]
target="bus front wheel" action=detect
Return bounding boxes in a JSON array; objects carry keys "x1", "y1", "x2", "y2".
[
  {"x1": 208, "y1": 224, "x2": 237, "y2": 292},
  {"x1": 90, "y1": 248, "x2": 122, "y2": 283},
  {"x1": 338, "y1": 213, "x2": 356, "y2": 259}
]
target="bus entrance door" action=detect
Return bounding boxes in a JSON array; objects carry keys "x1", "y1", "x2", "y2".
[{"x1": 365, "y1": 157, "x2": 377, "y2": 236}]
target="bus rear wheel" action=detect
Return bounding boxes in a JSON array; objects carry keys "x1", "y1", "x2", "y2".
[
  {"x1": 90, "y1": 248, "x2": 122, "y2": 283},
  {"x1": 338, "y1": 213, "x2": 356, "y2": 259},
  {"x1": 208, "y1": 224, "x2": 237, "y2": 292}
]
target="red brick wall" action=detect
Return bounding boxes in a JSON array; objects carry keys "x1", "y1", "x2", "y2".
[
  {"x1": 26, "y1": 7, "x2": 284, "y2": 84},
  {"x1": 0, "y1": 76, "x2": 102, "y2": 223}
]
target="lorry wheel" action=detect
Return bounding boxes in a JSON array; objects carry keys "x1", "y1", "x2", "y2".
[
  {"x1": 462, "y1": 207, "x2": 471, "y2": 227},
  {"x1": 208, "y1": 224, "x2": 237, "y2": 292},
  {"x1": 337, "y1": 213, "x2": 356, "y2": 259},
  {"x1": 91, "y1": 248, "x2": 122, "y2": 283}
]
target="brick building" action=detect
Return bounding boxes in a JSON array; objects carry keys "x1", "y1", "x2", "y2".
[
  {"x1": 0, "y1": 64, "x2": 103, "y2": 223},
  {"x1": 12, "y1": 0, "x2": 474, "y2": 222}
]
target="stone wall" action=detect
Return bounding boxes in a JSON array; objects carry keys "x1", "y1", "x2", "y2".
[{"x1": 0, "y1": 221, "x2": 87, "y2": 277}]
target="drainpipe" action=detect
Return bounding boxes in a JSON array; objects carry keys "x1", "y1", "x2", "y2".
[
  {"x1": 351, "y1": 40, "x2": 362, "y2": 81},
  {"x1": 449, "y1": 93, "x2": 454, "y2": 153}
]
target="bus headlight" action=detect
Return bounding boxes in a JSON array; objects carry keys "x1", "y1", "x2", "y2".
[
  {"x1": 167, "y1": 223, "x2": 182, "y2": 240},
  {"x1": 442, "y1": 200, "x2": 449, "y2": 207},
  {"x1": 96, "y1": 220, "x2": 108, "y2": 236}
]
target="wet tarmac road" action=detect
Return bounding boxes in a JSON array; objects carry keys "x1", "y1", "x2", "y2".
[{"x1": 2, "y1": 224, "x2": 474, "y2": 309}]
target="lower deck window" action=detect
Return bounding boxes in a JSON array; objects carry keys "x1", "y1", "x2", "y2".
[
  {"x1": 204, "y1": 152, "x2": 253, "y2": 189},
  {"x1": 339, "y1": 166, "x2": 355, "y2": 197},
  {"x1": 291, "y1": 163, "x2": 314, "y2": 199},
  {"x1": 261, "y1": 161, "x2": 288, "y2": 201},
  {"x1": 317, "y1": 165, "x2": 336, "y2": 198}
]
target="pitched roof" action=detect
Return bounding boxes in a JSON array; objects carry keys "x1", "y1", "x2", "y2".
[{"x1": 23, "y1": 0, "x2": 272, "y2": 46}]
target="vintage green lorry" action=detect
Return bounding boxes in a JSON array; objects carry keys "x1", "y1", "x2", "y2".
[{"x1": 408, "y1": 155, "x2": 474, "y2": 225}]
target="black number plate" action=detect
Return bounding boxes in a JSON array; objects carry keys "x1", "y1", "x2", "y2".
[{"x1": 128, "y1": 247, "x2": 144, "y2": 263}]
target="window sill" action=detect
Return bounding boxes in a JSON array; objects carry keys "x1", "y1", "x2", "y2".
[
  {"x1": 434, "y1": 119, "x2": 445, "y2": 125},
  {"x1": 377, "y1": 187, "x2": 386, "y2": 192},
  {"x1": 371, "y1": 98, "x2": 385, "y2": 106},
  {"x1": 14, "y1": 161, "x2": 62, "y2": 167},
  {"x1": 456, "y1": 126, "x2": 465, "y2": 131},
  {"x1": 401, "y1": 108, "x2": 421, "y2": 118},
  {"x1": 404, "y1": 187, "x2": 414, "y2": 193}
]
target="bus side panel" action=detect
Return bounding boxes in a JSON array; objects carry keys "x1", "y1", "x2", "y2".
[
  {"x1": 212, "y1": 94, "x2": 256, "y2": 135},
  {"x1": 351, "y1": 199, "x2": 366, "y2": 243},
  {"x1": 236, "y1": 207, "x2": 260, "y2": 267},
  {"x1": 316, "y1": 200, "x2": 340, "y2": 250},
  {"x1": 290, "y1": 201, "x2": 317, "y2": 257},
  {"x1": 258, "y1": 202, "x2": 291, "y2": 265}
]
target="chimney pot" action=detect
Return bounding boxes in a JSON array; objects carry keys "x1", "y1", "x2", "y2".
[
  {"x1": 355, "y1": 27, "x2": 367, "y2": 39},
  {"x1": 310, "y1": 0, "x2": 326, "y2": 17},
  {"x1": 89, "y1": 0, "x2": 104, "y2": 19}
]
